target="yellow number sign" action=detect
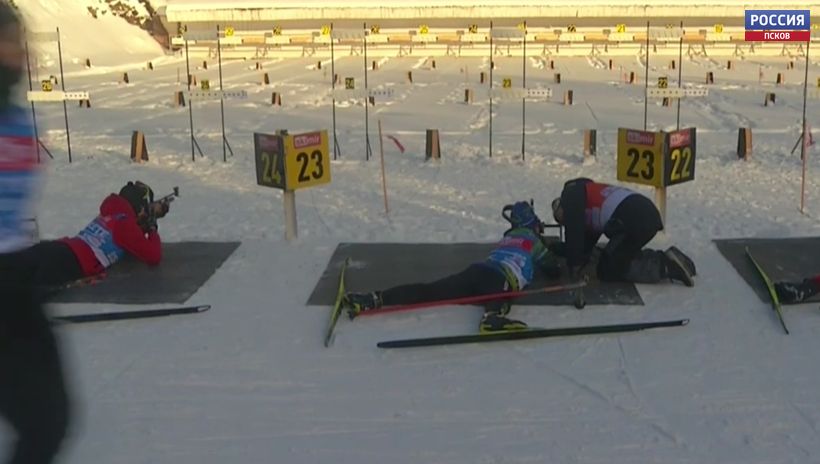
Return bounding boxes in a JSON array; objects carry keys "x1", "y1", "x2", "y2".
[
  {"x1": 225, "y1": 26, "x2": 234, "y2": 37},
  {"x1": 200, "y1": 79, "x2": 210, "y2": 91},
  {"x1": 321, "y1": 25, "x2": 331, "y2": 36},
  {"x1": 370, "y1": 25, "x2": 380, "y2": 34},
  {"x1": 254, "y1": 133, "x2": 286, "y2": 190},
  {"x1": 345, "y1": 77, "x2": 355, "y2": 90},
  {"x1": 617, "y1": 129, "x2": 665, "y2": 188},
  {"x1": 714, "y1": 24, "x2": 724, "y2": 33},
  {"x1": 41, "y1": 80, "x2": 53, "y2": 92},
  {"x1": 567, "y1": 24, "x2": 577, "y2": 32},
  {"x1": 468, "y1": 24, "x2": 478, "y2": 34},
  {"x1": 502, "y1": 78, "x2": 512, "y2": 88},
  {"x1": 284, "y1": 131, "x2": 331, "y2": 190},
  {"x1": 273, "y1": 26, "x2": 282, "y2": 36},
  {"x1": 517, "y1": 22, "x2": 527, "y2": 33},
  {"x1": 658, "y1": 76, "x2": 668, "y2": 89},
  {"x1": 664, "y1": 128, "x2": 696, "y2": 186},
  {"x1": 616, "y1": 24, "x2": 626, "y2": 33},
  {"x1": 817, "y1": 77, "x2": 820, "y2": 88},
  {"x1": 419, "y1": 24, "x2": 429, "y2": 34}
]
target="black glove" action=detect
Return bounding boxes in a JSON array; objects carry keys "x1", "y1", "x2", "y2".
[
  {"x1": 774, "y1": 279, "x2": 820, "y2": 304},
  {"x1": 150, "y1": 201, "x2": 170, "y2": 219},
  {"x1": 139, "y1": 215, "x2": 158, "y2": 234}
]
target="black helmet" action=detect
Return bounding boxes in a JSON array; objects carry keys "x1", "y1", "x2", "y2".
[{"x1": 119, "y1": 181, "x2": 154, "y2": 215}]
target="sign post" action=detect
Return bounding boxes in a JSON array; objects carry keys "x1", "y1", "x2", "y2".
[
  {"x1": 254, "y1": 130, "x2": 331, "y2": 241},
  {"x1": 617, "y1": 128, "x2": 697, "y2": 226}
]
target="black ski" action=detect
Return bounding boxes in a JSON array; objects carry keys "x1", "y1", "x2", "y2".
[
  {"x1": 53, "y1": 305, "x2": 210, "y2": 324},
  {"x1": 377, "y1": 318, "x2": 689, "y2": 349}
]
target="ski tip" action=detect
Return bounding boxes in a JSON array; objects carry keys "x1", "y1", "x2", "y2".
[
  {"x1": 197, "y1": 305, "x2": 211, "y2": 312},
  {"x1": 681, "y1": 318, "x2": 690, "y2": 326}
]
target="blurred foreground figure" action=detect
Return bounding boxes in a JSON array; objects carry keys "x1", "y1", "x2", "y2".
[{"x1": 0, "y1": 2, "x2": 71, "y2": 463}]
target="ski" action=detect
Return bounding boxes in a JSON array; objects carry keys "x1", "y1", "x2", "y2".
[
  {"x1": 377, "y1": 318, "x2": 689, "y2": 349},
  {"x1": 53, "y1": 304, "x2": 211, "y2": 324},
  {"x1": 353, "y1": 280, "x2": 587, "y2": 319},
  {"x1": 745, "y1": 246, "x2": 789, "y2": 335},
  {"x1": 323, "y1": 258, "x2": 351, "y2": 347}
]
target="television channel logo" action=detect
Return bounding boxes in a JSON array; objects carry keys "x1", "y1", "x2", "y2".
[{"x1": 745, "y1": 10, "x2": 810, "y2": 42}]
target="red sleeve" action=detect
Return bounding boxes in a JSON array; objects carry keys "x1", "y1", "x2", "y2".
[{"x1": 111, "y1": 219, "x2": 162, "y2": 266}]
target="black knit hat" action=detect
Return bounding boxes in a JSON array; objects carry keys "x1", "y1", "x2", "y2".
[{"x1": 119, "y1": 181, "x2": 154, "y2": 214}]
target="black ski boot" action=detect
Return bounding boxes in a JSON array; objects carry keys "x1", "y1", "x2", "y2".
[
  {"x1": 344, "y1": 292, "x2": 383, "y2": 318},
  {"x1": 479, "y1": 312, "x2": 528, "y2": 333},
  {"x1": 666, "y1": 246, "x2": 696, "y2": 276},
  {"x1": 663, "y1": 250, "x2": 694, "y2": 287},
  {"x1": 774, "y1": 279, "x2": 820, "y2": 304}
]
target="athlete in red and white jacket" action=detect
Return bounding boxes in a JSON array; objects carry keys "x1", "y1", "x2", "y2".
[
  {"x1": 22, "y1": 181, "x2": 165, "y2": 289},
  {"x1": 550, "y1": 178, "x2": 695, "y2": 286}
]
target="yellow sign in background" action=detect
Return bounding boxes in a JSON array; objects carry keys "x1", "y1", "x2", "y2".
[
  {"x1": 283, "y1": 130, "x2": 331, "y2": 190},
  {"x1": 617, "y1": 128, "x2": 665, "y2": 188}
]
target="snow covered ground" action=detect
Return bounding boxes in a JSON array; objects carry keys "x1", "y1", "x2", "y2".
[{"x1": 4, "y1": 2, "x2": 820, "y2": 463}]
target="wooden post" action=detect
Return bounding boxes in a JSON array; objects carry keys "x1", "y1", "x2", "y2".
[
  {"x1": 669, "y1": 60, "x2": 676, "y2": 70},
  {"x1": 480, "y1": 71, "x2": 486, "y2": 84},
  {"x1": 425, "y1": 129, "x2": 440, "y2": 160},
  {"x1": 271, "y1": 92, "x2": 282, "y2": 106},
  {"x1": 284, "y1": 190, "x2": 297, "y2": 241},
  {"x1": 372, "y1": 60, "x2": 378, "y2": 70},
  {"x1": 549, "y1": 60, "x2": 554, "y2": 69},
  {"x1": 583, "y1": 129, "x2": 596, "y2": 158},
  {"x1": 317, "y1": 61, "x2": 322, "y2": 70},
  {"x1": 764, "y1": 92, "x2": 776, "y2": 106},
  {"x1": 464, "y1": 88, "x2": 473, "y2": 103},
  {"x1": 148, "y1": 61, "x2": 154, "y2": 70},
  {"x1": 85, "y1": 58, "x2": 91, "y2": 68},
  {"x1": 655, "y1": 187, "x2": 667, "y2": 227},
  {"x1": 737, "y1": 127, "x2": 752, "y2": 160},
  {"x1": 256, "y1": 62, "x2": 262, "y2": 70},
  {"x1": 662, "y1": 97, "x2": 671, "y2": 107},
  {"x1": 407, "y1": 71, "x2": 413, "y2": 83},
  {"x1": 727, "y1": 60, "x2": 732, "y2": 70},
  {"x1": 122, "y1": 72, "x2": 130, "y2": 84},
  {"x1": 563, "y1": 89, "x2": 573, "y2": 105},
  {"x1": 130, "y1": 131, "x2": 148, "y2": 163},
  {"x1": 706, "y1": 72, "x2": 714, "y2": 84},
  {"x1": 554, "y1": 73, "x2": 561, "y2": 84},
  {"x1": 431, "y1": 59, "x2": 436, "y2": 69},
  {"x1": 78, "y1": 98, "x2": 91, "y2": 108},
  {"x1": 776, "y1": 73, "x2": 784, "y2": 85},
  {"x1": 174, "y1": 91, "x2": 186, "y2": 107},
  {"x1": 276, "y1": 129, "x2": 297, "y2": 242},
  {"x1": 378, "y1": 119, "x2": 389, "y2": 215},
  {"x1": 629, "y1": 71, "x2": 636, "y2": 84},
  {"x1": 202, "y1": 60, "x2": 208, "y2": 70},
  {"x1": 262, "y1": 72, "x2": 270, "y2": 85},
  {"x1": 608, "y1": 59, "x2": 613, "y2": 70}
]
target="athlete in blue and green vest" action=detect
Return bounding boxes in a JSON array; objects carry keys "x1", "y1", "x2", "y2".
[{"x1": 344, "y1": 201, "x2": 560, "y2": 332}]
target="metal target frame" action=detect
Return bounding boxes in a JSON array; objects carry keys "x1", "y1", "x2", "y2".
[
  {"x1": 181, "y1": 27, "x2": 243, "y2": 163},
  {"x1": 24, "y1": 28, "x2": 77, "y2": 163}
]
